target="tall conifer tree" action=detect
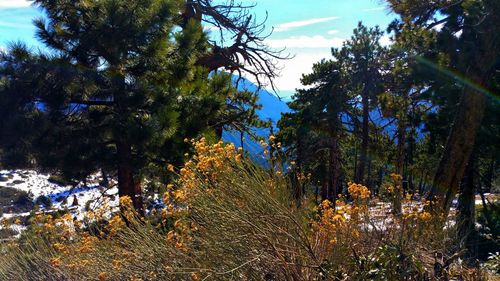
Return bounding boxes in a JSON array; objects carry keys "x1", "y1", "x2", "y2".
[
  {"x1": 0, "y1": 0, "x2": 263, "y2": 212},
  {"x1": 387, "y1": 0, "x2": 500, "y2": 214}
]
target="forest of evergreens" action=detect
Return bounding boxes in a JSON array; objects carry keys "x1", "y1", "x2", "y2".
[{"x1": 0, "y1": 0, "x2": 498, "y2": 280}]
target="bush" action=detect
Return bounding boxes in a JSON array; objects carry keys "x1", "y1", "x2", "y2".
[
  {"x1": 48, "y1": 175, "x2": 74, "y2": 187},
  {"x1": 477, "y1": 201, "x2": 500, "y2": 235},
  {"x1": 35, "y1": 195, "x2": 53, "y2": 209},
  {"x1": 0, "y1": 187, "x2": 33, "y2": 212},
  {"x1": 84, "y1": 200, "x2": 94, "y2": 212},
  {"x1": 0, "y1": 139, "x2": 491, "y2": 280},
  {"x1": 0, "y1": 228, "x2": 18, "y2": 240}
]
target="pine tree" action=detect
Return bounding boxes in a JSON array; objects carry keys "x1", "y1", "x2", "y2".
[
  {"x1": 343, "y1": 22, "x2": 386, "y2": 187},
  {"x1": 279, "y1": 55, "x2": 354, "y2": 202},
  {"x1": 0, "y1": 0, "x2": 262, "y2": 213},
  {"x1": 379, "y1": 24, "x2": 435, "y2": 213},
  {"x1": 387, "y1": 0, "x2": 500, "y2": 214}
]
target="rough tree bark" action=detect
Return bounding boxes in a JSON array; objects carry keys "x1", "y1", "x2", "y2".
[
  {"x1": 429, "y1": 78, "x2": 487, "y2": 214},
  {"x1": 328, "y1": 138, "x2": 340, "y2": 204},
  {"x1": 355, "y1": 94, "x2": 370, "y2": 186},
  {"x1": 392, "y1": 122, "x2": 407, "y2": 215},
  {"x1": 456, "y1": 155, "x2": 477, "y2": 258},
  {"x1": 321, "y1": 168, "x2": 328, "y2": 202},
  {"x1": 116, "y1": 140, "x2": 144, "y2": 215},
  {"x1": 427, "y1": 4, "x2": 499, "y2": 215}
]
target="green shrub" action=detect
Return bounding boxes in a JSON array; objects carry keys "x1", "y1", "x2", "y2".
[
  {"x1": 0, "y1": 187, "x2": 33, "y2": 212},
  {"x1": 48, "y1": 175, "x2": 74, "y2": 186},
  {"x1": 35, "y1": 195, "x2": 53, "y2": 209},
  {"x1": 0, "y1": 228, "x2": 18, "y2": 240},
  {"x1": 0, "y1": 140, "x2": 491, "y2": 280}
]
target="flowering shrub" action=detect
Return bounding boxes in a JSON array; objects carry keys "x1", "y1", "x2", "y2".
[{"x1": 0, "y1": 139, "x2": 489, "y2": 280}]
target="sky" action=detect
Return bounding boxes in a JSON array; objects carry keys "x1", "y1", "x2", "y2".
[{"x1": 0, "y1": 0, "x2": 397, "y2": 98}]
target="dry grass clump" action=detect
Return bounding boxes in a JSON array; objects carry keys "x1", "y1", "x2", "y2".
[{"x1": 0, "y1": 138, "x2": 491, "y2": 280}]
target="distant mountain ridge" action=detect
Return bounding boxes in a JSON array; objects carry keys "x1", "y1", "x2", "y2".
[
  {"x1": 232, "y1": 76, "x2": 290, "y2": 122},
  {"x1": 222, "y1": 77, "x2": 290, "y2": 160}
]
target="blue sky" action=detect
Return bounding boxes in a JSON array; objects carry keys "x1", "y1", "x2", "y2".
[{"x1": 0, "y1": 0, "x2": 396, "y2": 97}]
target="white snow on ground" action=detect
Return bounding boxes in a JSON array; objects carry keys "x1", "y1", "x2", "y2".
[
  {"x1": 0, "y1": 169, "x2": 119, "y2": 226},
  {"x1": 0, "y1": 169, "x2": 497, "y2": 240}
]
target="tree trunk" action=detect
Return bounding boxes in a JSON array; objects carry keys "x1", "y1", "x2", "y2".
[
  {"x1": 456, "y1": 155, "x2": 477, "y2": 258},
  {"x1": 478, "y1": 180, "x2": 494, "y2": 233},
  {"x1": 393, "y1": 121, "x2": 406, "y2": 215},
  {"x1": 117, "y1": 140, "x2": 144, "y2": 215},
  {"x1": 321, "y1": 170, "x2": 328, "y2": 202},
  {"x1": 376, "y1": 167, "x2": 384, "y2": 195},
  {"x1": 328, "y1": 138, "x2": 340, "y2": 204},
  {"x1": 418, "y1": 171, "x2": 425, "y2": 195},
  {"x1": 356, "y1": 95, "x2": 369, "y2": 185},
  {"x1": 429, "y1": 77, "x2": 487, "y2": 214},
  {"x1": 407, "y1": 129, "x2": 415, "y2": 192},
  {"x1": 100, "y1": 168, "x2": 109, "y2": 188},
  {"x1": 353, "y1": 143, "x2": 358, "y2": 182},
  {"x1": 294, "y1": 136, "x2": 305, "y2": 205},
  {"x1": 484, "y1": 157, "x2": 495, "y2": 193},
  {"x1": 240, "y1": 131, "x2": 244, "y2": 150},
  {"x1": 215, "y1": 124, "x2": 223, "y2": 139},
  {"x1": 366, "y1": 157, "x2": 372, "y2": 189}
]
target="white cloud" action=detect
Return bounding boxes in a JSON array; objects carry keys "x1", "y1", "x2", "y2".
[
  {"x1": 274, "y1": 51, "x2": 332, "y2": 91},
  {"x1": 362, "y1": 7, "x2": 385, "y2": 12},
  {"x1": 327, "y1": 30, "x2": 339, "y2": 35},
  {"x1": 379, "y1": 35, "x2": 392, "y2": 46},
  {"x1": 274, "y1": 16, "x2": 339, "y2": 32},
  {"x1": 239, "y1": 49, "x2": 332, "y2": 93},
  {"x1": 266, "y1": 35, "x2": 344, "y2": 49},
  {"x1": 203, "y1": 25, "x2": 220, "y2": 32},
  {"x1": 269, "y1": 34, "x2": 393, "y2": 93},
  {"x1": 0, "y1": 0, "x2": 31, "y2": 8}
]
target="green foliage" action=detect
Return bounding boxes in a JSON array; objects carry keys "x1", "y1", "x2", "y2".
[
  {"x1": 48, "y1": 175, "x2": 75, "y2": 187},
  {"x1": 35, "y1": 195, "x2": 53, "y2": 209},
  {"x1": 0, "y1": 0, "x2": 264, "y2": 208},
  {"x1": 388, "y1": 0, "x2": 500, "y2": 212},
  {"x1": 477, "y1": 201, "x2": 500, "y2": 240},
  {"x1": 278, "y1": 22, "x2": 389, "y2": 201},
  {"x1": 484, "y1": 252, "x2": 500, "y2": 275},
  {"x1": 0, "y1": 151, "x2": 487, "y2": 280},
  {"x1": 347, "y1": 244, "x2": 425, "y2": 280},
  {"x1": 0, "y1": 187, "x2": 33, "y2": 212}
]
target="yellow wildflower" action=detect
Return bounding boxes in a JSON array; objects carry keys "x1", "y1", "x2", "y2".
[
  {"x1": 112, "y1": 259, "x2": 123, "y2": 270},
  {"x1": 419, "y1": 211, "x2": 432, "y2": 221},
  {"x1": 119, "y1": 196, "x2": 133, "y2": 208},
  {"x1": 167, "y1": 164, "x2": 175, "y2": 172},
  {"x1": 191, "y1": 272, "x2": 201, "y2": 281},
  {"x1": 50, "y1": 257, "x2": 61, "y2": 268},
  {"x1": 98, "y1": 272, "x2": 108, "y2": 281}
]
